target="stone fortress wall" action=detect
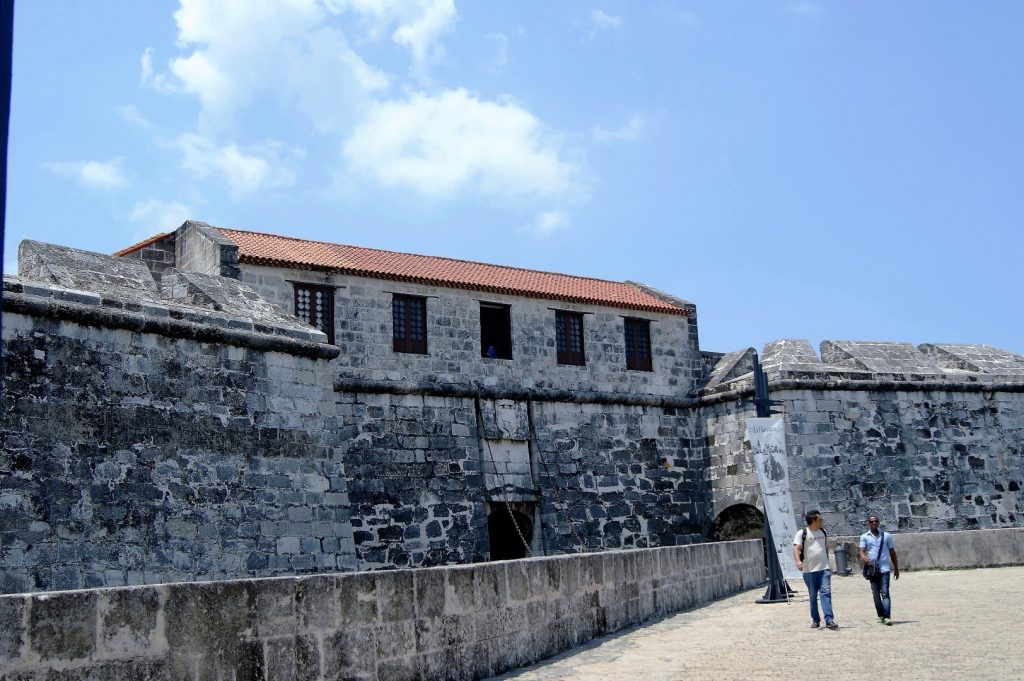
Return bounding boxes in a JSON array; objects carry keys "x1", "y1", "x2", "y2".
[
  {"x1": 0, "y1": 540, "x2": 766, "y2": 681},
  {"x1": 2, "y1": 230, "x2": 1023, "y2": 596},
  {"x1": 703, "y1": 340, "x2": 1024, "y2": 536}
]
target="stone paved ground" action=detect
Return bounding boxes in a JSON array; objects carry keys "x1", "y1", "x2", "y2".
[{"x1": 492, "y1": 566, "x2": 1024, "y2": 680}]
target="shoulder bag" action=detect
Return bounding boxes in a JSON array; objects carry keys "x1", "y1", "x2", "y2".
[{"x1": 862, "y1": 531, "x2": 885, "y2": 581}]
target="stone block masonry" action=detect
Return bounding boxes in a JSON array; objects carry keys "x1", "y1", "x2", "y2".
[
  {"x1": 239, "y1": 263, "x2": 702, "y2": 399},
  {"x1": 782, "y1": 387, "x2": 1024, "y2": 535},
  {"x1": 0, "y1": 271, "x2": 353, "y2": 594},
  {"x1": 717, "y1": 339, "x2": 1024, "y2": 536},
  {"x1": 830, "y1": 526, "x2": 1024, "y2": 572},
  {"x1": 529, "y1": 401, "x2": 709, "y2": 552},
  {"x1": 4, "y1": 237, "x2": 1024, "y2": 600},
  {"x1": 0, "y1": 539, "x2": 765, "y2": 681},
  {"x1": 337, "y1": 391, "x2": 490, "y2": 570}
]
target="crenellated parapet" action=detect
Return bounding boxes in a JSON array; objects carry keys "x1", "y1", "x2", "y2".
[
  {"x1": 698, "y1": 338, "x2": 1024, "y2": 536},
  {"x1": 700, "y1": 338, "x2": 1024, "y2": 394}
]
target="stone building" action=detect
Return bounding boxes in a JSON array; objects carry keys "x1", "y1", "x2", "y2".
[{"x1": 1, "y1": 220, "x2": 1022, "y2": 594}]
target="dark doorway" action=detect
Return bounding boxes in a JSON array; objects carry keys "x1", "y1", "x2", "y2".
[
  {"x1": 480, "y1": 302, "x2": 512, "y2": 359},
  {"x1": 707, "y1": 503, "x2": 765, "y2": 541},
  {"x1": 708, "y1": 503, "x2": 768, "y2": 567},
  {"x1": 487, "y1": 505, "x2": 533, "y2": 560}
]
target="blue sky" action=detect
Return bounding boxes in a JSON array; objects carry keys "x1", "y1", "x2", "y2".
[{"x1": 5, "y1": 1, "x2": 1023, "y2": 356}]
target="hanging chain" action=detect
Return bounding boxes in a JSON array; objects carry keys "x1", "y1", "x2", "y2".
[
  {"x1": 482, "y1": 433, "x2": 532, "y2": 557},
  {"x1": 475, "y1": 393, "x2": 532, "y2": 557}
]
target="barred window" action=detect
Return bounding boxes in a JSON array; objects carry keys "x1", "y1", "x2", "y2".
[
  {"x1": 293, "y1": 283, "x2": 334, "y2": 344},
  {"x1": 555, "y1": 310, "x2": 585, "y2": 366},
  {"x1": 624, "y1": 318, "x2": 652, "y2": 371},
  {"x1": 393, "y1": 294, "x2": 427, "y2": 354}
]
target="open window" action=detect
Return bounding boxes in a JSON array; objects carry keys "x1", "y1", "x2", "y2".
[{"x1": 480, "y1": 302, "x2": 512, "y2": 359}]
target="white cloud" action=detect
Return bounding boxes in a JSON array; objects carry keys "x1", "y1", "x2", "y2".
[
  {"x1": 588, "y1": 9, "x2": 621, "y2": 38},
  {"x1": 116, "y1": 104, "x2": 155, "y2": 129},
  {"x1": 165, "y1": 0, "x2": 388, "y2": 132},
  {"x1": 176, "y1": 133, "x2": 299, "y2": 198},
  {"x1": 787, "y1": 3, "x2": 821, "y2": 16},
  {"x1": 332, "y1": 0, "x2": 457, "y2": 77},
  {"x1": 43, "y1": 158, "x2": 128, "y2": 190},
  {"x1": 140, "y1": 47, "x2": 178, "y2": 93},
  {"x1": 521, "y1": 210, "x2": 571, "y2": 238},
  {"x1": 342, "y1": 89, "x2": 585, "y2": 203},
  {"x1": 593, "y1": 114, "x2": 645, "y2": 144},
  {"x1": 141, "y1": 47, "x2": 154, "y2": 85},
  {"x1": 129, "y1": 199, "x2": 193, "y2": 232},
  {"x1": 486, "y1": 32, "x2": 509, "y2": 71}
]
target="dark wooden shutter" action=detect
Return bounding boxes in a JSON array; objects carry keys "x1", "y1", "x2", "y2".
[
  {"x1": 293, "y1": 283, "x2": 334, "y2": 344},
  {"x1": 555, "y1": 311, "x2": 585, "y2": 366},
  {"x1": 624, "y1": 318, "x2": 652, "y2": 371},
  {"x1": 393, "y1": 294, "x2": 428, "y2": 354}
]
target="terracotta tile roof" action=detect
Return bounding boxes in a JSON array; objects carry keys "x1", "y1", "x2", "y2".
[
  {"x1": 113, "y1": 232, "x2": 172, "y2": 257},
  {"x1": 218, "y1": 228, "x2": 690, "y2": 315}
]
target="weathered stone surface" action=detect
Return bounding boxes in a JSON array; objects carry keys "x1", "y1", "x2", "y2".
[
  {"x1": 762, "y1": 339, "x2": 819, "y2": 366},
  {"x1": 160, "y1": 268, "x2": 323, "y2": 342},
  {"x1": 0, "y1": 304, "x2": 352, "y2": 593},
  {"x1": 0, "y1": 597, "x2": 24, "y2": 664},
  {"x1": 777, "y1": 386, "x2": 1024, "y2": 535},
  {"x1": 19, "y1": 240, "x2": 160, "y2": 303},
  {"x1": 29, "y1": 592, "x2": 96, "y2": 661},
  {"x1": 0, "y1": 541, "x2": 765, "y2": 681},
  {"x1": 3, "y1": 234, "x2": 1023, "y2": 601},
  {"x1": 99, "y1": 587, "x2": 163, "y2": 657},
  {"x1": 702, "y1": 347, "x2": 755, "y2": 390},
  {"x1": 919, "y1": 343, "x2": 1024, "y2": 375},
  {"x1": 239, "y1": 260, "x2": 702, "y2": 399},
  {"x1": 820, "y1": 340, "x2": 946, "y2": 375}
]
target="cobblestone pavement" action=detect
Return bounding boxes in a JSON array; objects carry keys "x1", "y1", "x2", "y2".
[{"x1": 492, "y1": 566, "x2": 1024, "y2": 680}]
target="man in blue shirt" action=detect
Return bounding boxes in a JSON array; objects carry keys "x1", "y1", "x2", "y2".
[{"x1": 859, "y1": 516, "x2": 900, "y2": 625}]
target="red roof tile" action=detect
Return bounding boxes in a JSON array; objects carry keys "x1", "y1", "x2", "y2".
[
  {"x1": 219, "y1": 228, "x2": 689, "y2": 315},
  {"x1": 113, "y1": 232, "x2": 172, "y2": 257}
]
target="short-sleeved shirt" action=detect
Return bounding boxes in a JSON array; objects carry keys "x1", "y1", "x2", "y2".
[
  {"x1": 793, "y1": 528, "x2": 829, "y2": 573},
  {"x1": 859, "y1": 531, "x2": 895, "y2": 573}
]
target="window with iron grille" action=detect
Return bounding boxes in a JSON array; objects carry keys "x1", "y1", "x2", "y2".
[
  {"x1": 293, "y1": 283, "x2": 334, "y2": 344},
  {"x1": 624, "y1": 317, "x2": 653, "y2": 371},
  {"x1": 393, "y1": 294, "x2": 428, "y2": 354},
  {"x1": 555, "y1": 310, "x2": 585, "y2": 366},
  {"x1": 480, "y1": 302, "x2": 512, "y2": 359}
]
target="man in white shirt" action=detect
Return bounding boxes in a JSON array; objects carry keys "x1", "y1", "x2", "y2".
[{"x1": 792, "y1": 509, "x2": 839, "y2": 630}]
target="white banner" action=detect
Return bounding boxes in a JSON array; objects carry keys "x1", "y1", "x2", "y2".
[{"x1": 747, "y1": 417, "x2": 802, "y2": 581}]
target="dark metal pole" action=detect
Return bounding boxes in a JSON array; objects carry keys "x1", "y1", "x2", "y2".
[
  {"x1": 752, "y1": 352, "x2": 795, "y2": 603},
  {"x1": 0, "y1": 0, "x2": 14, "y2": 382}
]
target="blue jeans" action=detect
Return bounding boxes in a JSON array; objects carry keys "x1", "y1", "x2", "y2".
[
  {"x1": 870, "y1": 572, "x2": 891, "y2": 617},
  {"x1": 802, "y1": 569, "x2": 835, "y2": 623}
]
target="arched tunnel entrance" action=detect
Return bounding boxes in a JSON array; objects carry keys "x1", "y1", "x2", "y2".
[
  {"x1": 487, "y1": 503, "x2": 534, "y2": 560},
  {"x1": 707, "y1": 504, "x2": 768, "y2": 567},
  {"x1": 708, "y1": 503, "x2": 765, "y2": 541}
]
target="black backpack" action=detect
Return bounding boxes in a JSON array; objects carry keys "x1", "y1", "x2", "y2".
[{"x1": 799, "y1": 527, "x2": 827, "y2": 561}]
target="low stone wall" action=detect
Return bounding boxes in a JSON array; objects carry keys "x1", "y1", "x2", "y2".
[
  {"x1": 0, "y1": 540, "x2": 763, "y2": 681},
  {"x1": 831, "y1": 527, "x2": 1024, "y2": 573}
]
